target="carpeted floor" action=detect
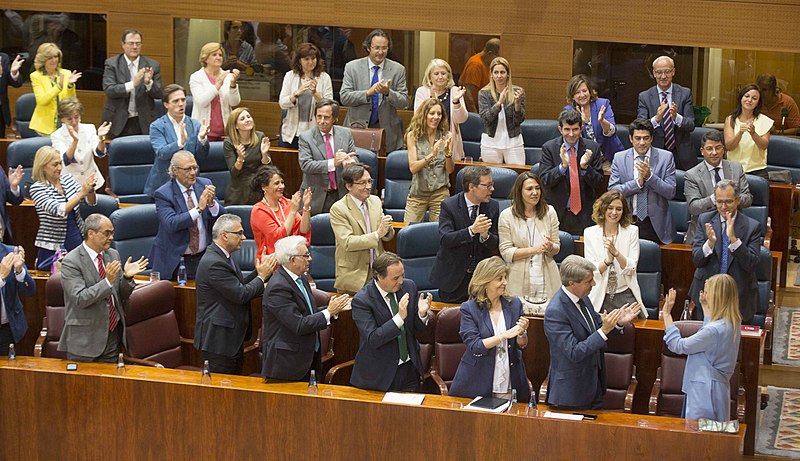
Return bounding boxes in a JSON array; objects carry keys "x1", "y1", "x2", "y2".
[
  {"x1": 756, "y1": 386, "x2": 800, "y2": 458},
  {"x1": 773, "y1": 307, "x2": 800, "y2": 366}
]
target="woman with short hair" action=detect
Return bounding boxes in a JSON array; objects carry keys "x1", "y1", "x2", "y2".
[
  {"x1": 29, "y1": 42, "x2": 81, "y2": 135},
  {"x1": 190, "y1": 42, "x2": 242, "y2": 142},
  {"x1": 50, "y1": 97, "x2": 110, "y2": 191}
]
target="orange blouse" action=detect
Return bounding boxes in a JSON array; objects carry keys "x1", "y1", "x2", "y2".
[{"x1": 250, "y1": 197, "x2": 311, "y2": 256}]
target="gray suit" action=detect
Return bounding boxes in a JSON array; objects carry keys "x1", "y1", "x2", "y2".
[
  {"x1": 298, "y1": 125, "x2": 356, "y2": 215},
  {"x1": 684, "y1": 159, "x2": 752, "y2": 243},
  {"x1": 340, "y1": 57, "x2": 408, "y2": 152},
  {"x1": 102, "y1": 54, "x2": 163, "y2": 138},
  {"x1": 58, "y1": 244, "x2": 136, "y2": 358}
]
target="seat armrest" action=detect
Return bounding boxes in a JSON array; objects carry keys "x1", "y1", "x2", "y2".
[
  {"x1": 538, "y1": 373, "x2": 549, "y2": 403},
  {"x1": 34, "y1": 316, "x2": 47, "y2": 358},
  {"x1": 324, "y1": 360, "x2": 354, "y2": 384},
  {"x1": 429, "y1": 369, "x2": 449, "y2": 396},
  {"x1": 122, "y1": 355, "x2": 165, "y2": 368},
  {"x1": 624, "y1": 365, "x2": 638, "y2": 413},
  {"x1": 649, "y1": 367, "x2": 662, "y2": 415},
  {"x1": 736, "y1": 373, "x2": 746, "y2": 423}
]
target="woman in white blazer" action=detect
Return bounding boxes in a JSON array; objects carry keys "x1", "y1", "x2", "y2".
[
  {"x1": 414, "y1": 58, "x2": 469, "y2": 160},
  {"x1": 278, "y1": 43, "x2": 333, "y2": 147},
  {"x1": 584, "y1": 190, "x2": 647, "y2": 317},
  {"x1": 499, "y1": 172, "x2": 561, "y2": 306},
  {"x1": 190, "y1": 42, "x2": 242, "y2": 141}
]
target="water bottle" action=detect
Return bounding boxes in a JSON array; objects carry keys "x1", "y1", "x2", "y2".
[
  {"x1": 201, "y1": 360, "x2": 212, "y2": 385},
  {"x1": 526, "y1": 395, "x2": 538, "y2": 417},
  {"x1": 177, "y1": 257, "x2": 187, "y2": 286},
  {"x1": 307, "y1": 370, "x2": 319, "y2": 395},
  {"x1": 7, "y1": 344, "x2": 16, "y2": 366},
  {"x1": 507, "y1": 388, "x2": 518, "y2": 415},
  {"x1": 680, "y1": 300, "x2": 691, "y2": 320},
  {"x1": 116, "y1": 352, "x2": 126, "y2": 375}
]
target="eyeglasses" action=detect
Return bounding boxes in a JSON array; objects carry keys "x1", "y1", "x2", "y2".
[
  {"x1": 95, "y1": 229, "x2": 114, "y2": 237},
  {"x1": 715, "y1": 199, "x2": 737, "y2": 206},
  {"x1": 224, "y1": 230, "x2": 245, "y2": 237},
  {"x1": 653, "y1": 69, "x2": 674, "y2": 76},
  {"x1": 176, "y1": 165, "x2": 199, "y2": 172},
  {"x1": 702, "y1": 146, "x2": 725, "y2": 153},
  {"x1": 292, "y1": 253, "x2": 312, "y2": 259},
  {"x1": 370, "y1": 46, "x2": 389, "y2": 52},
  {"x1": 124, "y1": 42, "x2": 142, "y2": 47},
  {"x1": 478, "y1": 182, "x2": 495, "y2": 189},
  {"x1": 353, "y1": 179, "x2": 374, "y2": 186}
]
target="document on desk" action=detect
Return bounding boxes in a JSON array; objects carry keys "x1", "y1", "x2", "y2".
[
  {"x1": 542, "y1": 411, "x2": 584, "y2": 421},
  {"x1": 382, "y1": 392, "x2": 426, "y2": 405},
  {"x1": 463, "y1": 396, "x2": 511, "y2": 413}
]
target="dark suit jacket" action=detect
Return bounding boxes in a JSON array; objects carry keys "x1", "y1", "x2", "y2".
[
  {"x1": 690, "y1": 211, "x2": 761, "y2": 323},
  {"x1": 0, "y1": 168, "x2": 24, "y2": 244},
  {"x1": 683, "y1": 160, "x2": 752, "y2": 243},
  {"x1": 146, "y1": 114, "x2": 209, "y2": 196},
  {"x1": 0, "y1": 244, "x2": 35, "y2": 342},
  {"x1": 350, "y1": 279, "x2": 428, "y2": 391},
  {"x1": 430, "y1": 192, "x2": 499, "y2": 294},
  {"x1": 0, "y1": 52, "x2": 22, "y2": 128},
  {"x1": 637, "y1": 84, "x2": 696, "y2": 170},
  {"x1": 539, "y1": 136, "x2": 603, "y2": 235},
  {"x1": 262, "y1": 266, "x2": 329, "y2": 380},
  {"x1": 543, "y1": 287, "x2": 610, "y2": 409},
  {"x1": 448, "y1": 297, "x2": 531, "y2": 402},
  {"x1": 194, "y1": 243, "x2": 264, "y2": 357},
  {"x1": 297, "y1": 125, "x2": 355, "y2": 214},
  {"x1": 102, "y1": 54, "x2": 163, "y2": 137},
  {"x1": 150, "y1": 178, "x2": 225, "y2": 278}
]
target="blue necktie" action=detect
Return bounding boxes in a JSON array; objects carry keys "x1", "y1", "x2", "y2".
[
  {"x1": 295, "y1": 277, "x2": 319, "y2": 351},
  {"x1": 720, "y1": 221, "x2": 729, "y2": 274},
  {"x1": 635, "y1": 156, "x2": 648, "y2": 220},
  {"x1": 369, "y1": 65, "x2": 380, "y2": 126}
]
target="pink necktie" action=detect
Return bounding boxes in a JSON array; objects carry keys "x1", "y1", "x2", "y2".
[
  {"x1": 361, "y1": 201, "x2": 374, "y2": 266},
  {"x1": 96, "y1": 254, "x2": 118, "y2": 332},
  {"x1": 324, "y1": 133, "x2": 337, "y2": 190},
  {"x1": 569, "y1": 147, "x2": 581, "y2": 215}
]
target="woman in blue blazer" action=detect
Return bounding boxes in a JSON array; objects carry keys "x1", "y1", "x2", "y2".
[
  {"x1": 662, "y1": 274, "x2": 742, "y2": 421},
  {"x1": 564, "y1": 75, "x2": 625, "y2": 164},
  {"x1": 449, "y1": 256, "x2": 531, "y2": 402}
]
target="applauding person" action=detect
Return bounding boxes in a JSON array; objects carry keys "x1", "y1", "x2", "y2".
[
  {"x1": 414, "y1": 58, "x2": 469, "y2": 160},
  {"x1": 223, "y1": 107, "x2": 272, "y2": 205},
  {"x1": 478, "y1": 57, "x2": 525, "y2": 165},
  {"x1": 278, "y1": 43, "x2": 333, "y2": 147},
  {"x1": 190, "y1": 42, "x2": 241, "y2": 142},
  {"x1": 724, "y1": 84, "x2": 773, "y2": 180},
  {"x1": 564, "y1": 75, "x2": 624, "y2": 168},
  {"x1": 50, "y1": 98, "x2": 109, "y2": 192},
  {"x1": 251, "y1": 166, "x2": 312, "y2": 256},
  {"x1": 29, "y1": 43, "x2": 80, "y2": 135},
  {"x1": 0, "y1": 52, "x2": 24, "y2": 137}
]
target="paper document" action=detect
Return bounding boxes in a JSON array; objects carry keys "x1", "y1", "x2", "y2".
[
  {"x1": 382, "y1": 392, "x2": 425, "y2": 405},
  {"x1": 542, "y1": 411, "x2": 584, "y2": 421}
]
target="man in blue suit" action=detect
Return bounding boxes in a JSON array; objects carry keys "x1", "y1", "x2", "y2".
[
  {"x1": 351, "y1": 252, "x2": 432, "y2": 392},
  {"x1": 146, "y1": 84, "x2": 209, "y2": 196},
  {"x1": 609, "y1": 118, "x2": 676, "y2": 245},
  {"x1": 0, "y1": 244, "x2": 35, "y2": 356},
  {"x1": 150, "y1": 151, "x2": 223, "y2": 280},
  {"x1": 544, "y1": 255, "x2": 639, "y2": 410}
]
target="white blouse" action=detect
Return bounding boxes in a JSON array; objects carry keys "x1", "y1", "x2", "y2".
[{"x1": 491, "y1": 311, "x2": 511, "y2": 394}]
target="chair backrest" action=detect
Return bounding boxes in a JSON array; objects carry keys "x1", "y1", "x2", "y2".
[
  {"x1": 396, "y1": 222, "x2": 441, "y2": 301},
  {"x1": 752, "y1": 245, "x2": 772, "y2": 328},
  {"x1": 460, "y1": 113, "x2": 482, "y2": 161},
  {"x1": 383, "y1": 150, "x2": 412, "y2": 221},
  {"x1": 43, "y1": 272, "x2": 67, "y2": 359},
  {"x1": 14, "y1": 93, "x2": 39, "y2": 138},
  {"x1": 670, "y1": 200, "x2": 690, "y2": 244},
  {"x1": 673, "y1": 169, "x2": 686, "y2": 201},
  {"x1": 415, "y1": 310, "x2": 437, "y2": 375},
  {"x1": 554, "y1": 231, "x2": 574, "y2": 264},
  {"x1": 616, "y1": 124, "x2": 632, "y2": 150},
  {"x1": 637, "y1": 240, "x2": 662, "y2": 319},
  {"x1": 433, "y1": 307, "x2": 465, "y2": 389},
  {"x1": 524, "y1": 147, "x2": 542, "y2": 166},
  {"x1": 109, "y1": 204, "x2": 159, "y2": 265},
  {"x1": 766, "y1": 135, "x2": 800, "y2": 182},
  {"x1": 7, "y1": 136, "x2": 52, "y2": 198},
  {"x1": 107, "y1": 135, "x2": 156, "y2": 204},
  {"x1": 197, "y1": 142, "x2": 229, "y2": 201},
  {"x1": 355, "y1": 148, "x2": 379, "y2": 194},
  {"x1": 224, "y1": 206, "x2": 257, "y2": 280},
  {"x1": 520, "y1": 120, "x2": 560, "y2": 148},
  {"x1": 124, "y1": 280, "x2": 183, "y2": 368},
  {"x1": 742, "y1": 174, "x2": 769, "y2": 240},
  {"x1": 308, "y1": 213, "x2": 336, "y2": 292},
  {"x1": 224, "y1": 205, "x2": 254, "y2": 239},
  {"x1": 80, "y1": 194, "x2": 120, "y2": 220},
  {"x1": 656, "y1": 320, "x2": 703, "y2": 417},
  {"x1": 603, "y1": 322, "x2": 636, "y2": 410}
]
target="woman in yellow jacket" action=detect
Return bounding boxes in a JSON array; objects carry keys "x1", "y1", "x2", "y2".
[{"x1": 29, "y1": 43, "x2": 81, "y2": 135}]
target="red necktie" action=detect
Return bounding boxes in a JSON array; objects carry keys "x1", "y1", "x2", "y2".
[
  {"x1": 569, "y1": 146, "x2": 581, "y2": 215},
  {"x1": 324, "y1": 133, "x2": 337, "y2": 190},
  {"x1": 96, "y1": 254, "x2": 118, "y2": 332}
]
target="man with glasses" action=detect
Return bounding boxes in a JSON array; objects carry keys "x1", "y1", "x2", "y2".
[
  {"x1": 150, "y1": 151, "x2": 224, "y2": 281},
  {"x1": 684, "y1": 130, "x2": 752, "y2": 243},
  {"x1": 690, "y1": 180, "x2": 760, "y2": 324},
  {"x1": 102, "y1": 29, "x2": 163, "y2": 138},
  {"x1": 637, "y1": 55, "x2": 696, "y2": 170},
  {"x1": 330, "y1": 163, "x2": 393, "y2": 295},
  {"x1": 195, "y1": 213, "x2": 276, "y2": 375},
  {"x1": 340, "y1": 29, "x2": 408, "y2": 153},
  {"x1": 430, "y1": 165, "x2": 499, "y2": 303}
]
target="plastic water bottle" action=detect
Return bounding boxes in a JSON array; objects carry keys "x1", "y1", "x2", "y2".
[
  {"x1": 527, "y1": 395, "x2": 538, "y2": 417},
  {"x1": 116, "y1": 352, "x2": 126, "y2": 375},
  {"x1": 7, "y1": 344, "x2": 16, "y2": 366},
  {"x1": 201, "y1": 360, "x2": 212, "y2": 385},
  {"x1": 508, "y1": 388, "x2": 519, "y2": 415},
  {"x1": 680, "y1": 300, "x2": 691, "y2": 320},
  {"x1": 177, "y1": 257, "x2": 187, "y2": 286},
  {"x1": 307, "y1": 370, "x2": 318, "y2": 395}
]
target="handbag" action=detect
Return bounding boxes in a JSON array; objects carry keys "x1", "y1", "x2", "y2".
[
  {"x1": 349, "y1": 122, "x2": 387, "y2": 156},
  {"x1": 768, "y1": 169, "x2": 792, "y2": 184},
  {"x1": 521, "y1": 295, "x2": 549, "y2": 317}
]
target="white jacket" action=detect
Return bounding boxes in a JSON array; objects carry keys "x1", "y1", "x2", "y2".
[
  {"x1": 189, "y1": 68, "x2": 241, "y2": 127},
  {"x1": 279, "y1": 70, "x2": 333, "y2": 144}
]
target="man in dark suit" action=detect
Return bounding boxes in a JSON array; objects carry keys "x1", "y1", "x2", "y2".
[
  {"x1": 430, "y1": 165, "x2": 499, "y2": 304},
  {"x1": 194, "y1": 213, "x2": 275, "y2": 375},
  {"x1": 539, "y1": 109, "x2": 603, "y2": 236},
  {"x1": 690, "y1": 180, "x2": 761, "y2": 324},
  {"x1": 0, "y1": 52, "x2": 23, "y2": 137},
  {"x1": 637, "y1": 56, "x2": 696, "y2": 170},
  {"x1": 544, "y1": 255, "x2": 639, "y2": 410},
  {"x1": 262, "y1": 235, "x2": 350, "y2": 381},
  {"x1": 58, "y1": 214, "x2": 148, "y2": 362},
  {"x1": 102, "y1": 29, "x2": 163, "y2": 138},
  {"x1": 298, "y1": 99, "x2": 358, "y2": 215},
  {"x1": 151, "y1": 151, "x2": 224, "y2": 280},
  {"x1": 0, "y1": 243, "x2": 35, "y2": 356},
  {"x1": 351, "y1": 252, "x2": 432, "y2": 392},
  {"x1": 0, "y1": 165, "x2": 25, "y2": 245}
]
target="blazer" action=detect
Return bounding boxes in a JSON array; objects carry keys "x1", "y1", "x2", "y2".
[
  {"x1": 278, "y1": 70, "x2": 333, "y2": 144},
  {"x1": 583, "y1": 224, "x2": 646, "y2": 316},
  {"x1": 350, "y1": 279, "x2": 429, "y2": 391},
  {"x1": 0, "y1": 168, "x2": 24, "y2": 244},
  {"x1": 150, "y1": 178, "x2": 225, "y2": 278},
  {"x1": 194, "y1": 242, "x2": 264, "y2": 357},
  {"x1": 564, "y1": 99, "x2": 625, "y2": 161},
  {"x1": 684, "y1": 159, "x2": 752, "y2": 243},
  {"x1": 609, "y1": 147, "x2": 676, "y2": 244},
  {"x1": 146, "y1": 114, "x2": 209, "y2": 196},
  {"x1": 101, "y1": 53, "x2": 163, "y2": 137},
  {"x1": 0, "y1": 52, "x2": 23, "y2": 127},
  {"x1": 414, "y1": 86, "x2": 470, "y2": 160},
  {"x1": 329, "y1": 194, "x2": 394, "y2": 293},
  {"x1": 543, "y1": 287, "x2": 611, "y2": 409},
  {"x1": 637, "y1": 84, "x2": 696, "y2": 170},
  {"x1": 449, "y1": 297, "x2": 531, "y2": 402},
  {"x1": 664, "y1": 319, "x2": 740, "y2": 421},
  {"x1": 0, "y1": 244, "x2": 35, "y2": 343},
  {"x1": 340, "y1": 57, "x2": 408, "y2": 152},
  {"x1": 298, "y1": 125, "x2": 356, "y2": 214},
  {"x1": 261, "y1": 266, "x2": 329, "y2": 380},
  {"x1": 430, "y1": 192, "x2": 500, "y2": 294},
  {"x1": 539, "y1": 136, "x2": 603, "y2": 235},
  {"x1": 222, "y1": 131, "x2": 267, "y2": 205},
  {"x1": 50, "y1": 123, "x2": 106, "y2": 190},
  {"x1": 478, "y1": 87, "x2": 525, "y2": 139},
  {"x1": 57, "y1": 245, "x2": 136, "y2": 357},
  {"x1": 690, "y1": 210, "x2": 761, "y2": 323},
  {"x1": 250, "y1": 197, "x2": 311, "y2": 255},
  {"x1": 29, "y1": 69, "x2": 76, "y2": 135},
  {"x1": 189, "y1": 68, "x2": 241, "y2": 127},
  {"x1": 29, "y1": 173, "x2": 89, "y2": 251},
  {"x1": 498, "y1": 205, "x2": 561, "y2": 301}
]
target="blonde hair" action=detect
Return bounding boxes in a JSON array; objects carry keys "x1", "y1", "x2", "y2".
[
  {"x1": 468, "y1": 256, "x2": 510, "y2": 307},
  {"x1": 225, "y1": 107, "x2": 259, "y2": 149},
  {"x1": 32, "y1": 146, "x2": 62, "y2": 182},
  {"x1": 33, "y1": 42, "x2": 62, "y2": 71},
  {"x1": 199, "y1": 42, "x2": 224, "y2": 67},
  {"x1": 57, "y1": 97, "x2": 83, "y2": 120},
  {"x1": 484, "y1": 57, "x2": 515, "y2": 105},
  {"x1": 421, "y1": 59, "x2": 455, "y2": 89},
  {"x1": 704, "y1": 274, "x2": 742, "y2": 329},
  {"x1": 405, "y1": 98, "x2": 449, "y2": 144}
]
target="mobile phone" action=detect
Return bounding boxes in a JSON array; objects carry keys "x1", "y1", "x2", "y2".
[
  {"x1": 66, "y1": 363, "x2": 78, "y2": 371},
  {"x1": 573, "y1": 412, "x2": 598, "y2": 420}
]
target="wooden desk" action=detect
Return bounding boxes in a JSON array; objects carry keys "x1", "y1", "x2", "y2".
[{"x1": 0, "y1": 357, "x2": 744, "y2": 460}]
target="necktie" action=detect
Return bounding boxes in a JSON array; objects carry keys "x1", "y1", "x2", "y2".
[
  {"x1": 568, "y1": 146, "x2": 581, "y2": 215},
  {"x1": 186, "y1": 189, "x2": 200, "y2": 254},
  {"x1": 387, "y1": 292, "x2": 409, "y2": 362},
  {"x1": 661, "y1": 91, "x2": 676, "y2": 151},
  {"x1": 295, "y1": 277, "x2": 319, "y2": 351},
  {"x1": 713, "y1": 167, "x2": 721, "y2": 185},
  {"x1": 128, "y1": 61, "x2": 138, "y2": 117},
  {"x1": 369, "y1": 65, "x2": 380, "y2": 126},
  {"x1": 468, "y1": 205, "x2": 479, "y2": 272},
  {"x1": 635, "y1": 156, "x2": 648, "y2": 220},
  {"x1": 469, "y1": 204, "x2": 478, "y2": 223},
  {"x1": 96, "y1": 254, "x2": 118, "y2": 332},
  {"x1": 360, "y1": 201, "x2": 374, "y2": 267},
  {"x1": 324, "y1": 132, "x2": 337, "y2": 190},
  {"x1": 720, "y1": 220, "x2": 729, "y2": 274},
  {"x1": 577, "y1": 299, "x2": 594, "y2": 332}
]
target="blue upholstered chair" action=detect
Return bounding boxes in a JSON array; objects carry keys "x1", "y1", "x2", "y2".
[
  {"x1": 669, "y1": 169, "x2": 689, "y2": 243},
  {"x1": 225, "y1": 204, "x2": 256, "y2": 276},
  {"x1": 308, "y1": 213, "x2": 336, "y2": 292},
  {"x1": 7, "y1": 136, "x2": 51, "y2": 198},
  {"x1": 355, "y1": 147, "x2": 379, "y2": 194},
  {"x1": 615, "y1": 124, "x2": 632, "y2": 150},
  {"x1": 637, "y1": 240, "x2": 662, "y2": 320},
  {"x1": 455, "y1": 166, "x2": 518, "y2": 210},
  {"x1": 460, "y1": 112, "x2": 482, "y2": 161},
  {"x1": 79, "y1": 194, "x2": 119, "y2": 220},
  {"x1": 520, "y1": 120, "x2": 560, "y2": 149},
  {"x1": 742, "y1": 174, "x2": 769, "y2": 243},
  {"x1": 555, "y1": 231, "x2": 574, "y2": 264},
  {"x1": 107, "y1": 135, "x2": 155, "y2": 204},
  {"x1": 754, "y1": 246, "x2": 776, "y2": 362},
  {"x1": 383, "y1": 150, "x2": 413, "y2": 222},
  {"x1": 395, "y1": 222, "x2": 440, "y2": 301},
  {"x1": 197, "y1": 141, "x2": 229, "y2": 202},
  {"x1": 13, "y1": 93, "x2": 39, "y2": 138},
  {"x1": 767, "y1": 135, "x2": 800, "y2": 182},
  {"x1": 109, "y1": 204, "x2": 158, "y2": 272}
]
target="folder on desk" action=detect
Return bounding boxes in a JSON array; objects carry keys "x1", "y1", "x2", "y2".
[{"x1": 464, "y1": 396, "x2": 511, "y2": 413}]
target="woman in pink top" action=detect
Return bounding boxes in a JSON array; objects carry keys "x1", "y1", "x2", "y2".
[
  {"x1": 250, "y1": 165, "x2": 312, "y2": 256},
  {"x1": 190, "y1": 42, "x2": 242, "y2": 142}
]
